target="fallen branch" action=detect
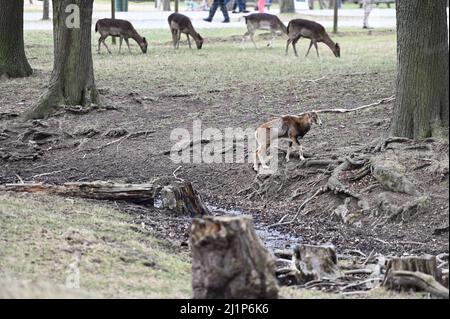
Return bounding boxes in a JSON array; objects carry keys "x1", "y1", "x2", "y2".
[
  {"x1": 267, "y1": 187, "x2": 325, "y2": 228},
  {"x1": 314, "y1": 95, "x2": 395, "y2": 114},
  {"x1": 162, "y1": 138, "x2": 211, "y2": 156},
  {"x1": 172, "y1": 165, "x2": 184, "y2": 182},
  {"x1": 343, "y1": 268, "x2": 373, "y2": 276},
  {"x1": 0, "y1": 112, "x2": 19, "y2": 120},
  {"x1": 302, "y1": 76, "x2": 326, "y2": 84},
  {"x1": 32, "y1": 168, "x2": 75, "y2": 179},
  {"x1": 340, "y1": 277, "x2": 382, "y2": 292},
  {"x1": 81, "y1": 130, "x2": 155, "y2": 152}
]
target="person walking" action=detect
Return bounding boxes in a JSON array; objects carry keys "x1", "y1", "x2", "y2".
[
  {"x1": 363, "y1": 0, "x2": 375, "y2": 29},
  {"x1": 204, "y1": 0, "x2": 230, "y2": 23},
  {"x1": 232, "y1": 0, "x2": 249, "y2": 13},
  {"x1": 308, "y1": 0, "x2": 327, "y2": 10}
]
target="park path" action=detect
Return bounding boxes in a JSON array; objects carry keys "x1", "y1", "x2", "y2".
[{"x1": 23, "y1": 8, "x2": 397, "y2": 31}]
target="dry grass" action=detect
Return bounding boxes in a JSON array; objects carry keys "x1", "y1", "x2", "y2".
[{"x1": 0, "y1": 193, "x2": 191, "y2": 298}]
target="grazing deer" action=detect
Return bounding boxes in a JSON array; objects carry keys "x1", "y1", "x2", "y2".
[
  {"x1": 285, "y1": 19, "x2": 340, "y2": 58},
  {"x1": 95, "y1": 19, "x2": 148, "y2": 54},
  {"x1": 168, "y1": 13, "x2": 204, "y2": 49},
  {"x1": 241, "y1": 13, "x2": 287, "y2": 48},
  {"x1": 253, "y1": 112, "x2": 322, "y2": 171}
]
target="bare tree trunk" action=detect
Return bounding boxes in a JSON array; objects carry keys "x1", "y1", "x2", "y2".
[
  {"x1": 25, "y1": 0, "x2": 100, "y2": 119},
  {"x1": 162, "y1": 0, "x2": 171, "y2": 11},
  {"x1": 43, "y1": 0, "x2": 50, "y2": 20},
  {"x1": 0, "y1": 0, "x2": 33, "y2": 78},
  {"x1": 279, "y1": 0, "x2": 295, "y2": 13},
  {"x1": 390, "y1": 0, "x2": 449, "y2": 139}
]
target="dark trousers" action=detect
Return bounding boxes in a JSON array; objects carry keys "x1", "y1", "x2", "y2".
[
  {"x1": 207, "y1": 0, "x2": 230, "y2": 21},
  {"x1": 232, "y1": 0, "x2": 245, "y2": 12}
]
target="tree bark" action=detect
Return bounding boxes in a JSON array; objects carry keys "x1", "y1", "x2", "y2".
[
  {"x1": 161, "y1": 0, "x2": 171, "y2": 11},
  {"x1": 384, "y1": 270, "x2": 449, "y2": 299},
  {"x1": 382, "y1": 255, "x2": 441, "y2": 289},
  {"x1": 43, "y1": 0, "x2": 50, "y2": 20},
  {"x1": 279, "y1": 0, "x2": 295, "y2": 13},
  {"x1": 293, "y1": 244, "x2": 342, "y2": 282},
  {"x1": 160, "y1": 181, "x2": 209, "y2": 217},
  {"x1": 390, "y1": 0, "x2": 449, "y2": 139},
  {"x1": 0, "y1": 0, "x2": 33, "y2": 78},
  {"x1": 0, "y1": 182, "x2": 155, "y2": 205},
  {"x1": 25, "y1": 0, "x2": 100, "y2": 119},
  {"x1": 191, "y1": 216, "x2": 279, "y2": 299}
]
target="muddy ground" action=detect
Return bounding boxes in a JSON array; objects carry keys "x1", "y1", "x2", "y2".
[{"x1": 0, "y1": 31, "x2": 448, "y2": 262}]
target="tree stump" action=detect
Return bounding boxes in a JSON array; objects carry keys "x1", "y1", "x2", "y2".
[
  {"x1": 384, "y1": 271, "x2": 449, "y2": 299},
  {"x1": 191, "y1": 216, "x2": 279, "y2": 299},
  {"x1": 293, "y1": 244, "x2": 342, "y2": 283},
  {"x1": 384, "y1": 255, "x2": 440, "y2": 282},
  {"x1": 442, "y1": 270, "x2": 449, "y2": 289},
  {"x1": 382, "y1": 255, "x2": 447, "y2": 296},
  {"x1": 161, "y1": 181, "x2": 209, "y2": 217}
]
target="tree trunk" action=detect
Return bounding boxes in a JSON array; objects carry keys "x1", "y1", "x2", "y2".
[
  {"x1": 279, "y1": 0, "x2": 295, "y2": 13},
  {"x1": 390, "y1": 0, "x2": 449, "y2": 139},
  {"x1": 191, "y1": 216, "x2": 279, "y2": 299},
  {"x1": 25, "y1": 0, "x2": 100, "y2": 119},
  {"x1": 0, "y1": 0, "x2": 33, "y2": 78},
  {"x1": 161, "y1": 0, "x2": 171, "y2": 11},
  {"x1": 43, "y1": 0, "x2": 50, "y2": 20}
]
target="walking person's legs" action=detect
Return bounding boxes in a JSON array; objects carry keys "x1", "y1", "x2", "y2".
[
  {"x1": 238, "y1": 0, "x2": 246, "y2": 12},
  {"x1": 319, "y1": 0, "x2": 326, "y2": 9},
  {"x1": 219, "y1": 0, "x2": 230, "y2": 22},
  {"x1": 363, "y1": 0, "x2": 374, "y2": 29},
  {"x1": 204, "y1": 0, "x2": 220, "y2": 21}
]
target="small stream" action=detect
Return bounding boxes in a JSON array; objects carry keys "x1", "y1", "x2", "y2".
[
  {"x1": 207, "y1": 204, "x2": 302, "y2": 251},
  {"x1": 153, "y1": 198, "x2": 301, "y2": 250}
]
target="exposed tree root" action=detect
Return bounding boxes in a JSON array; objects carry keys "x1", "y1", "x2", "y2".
[{"x1": 384, "y1": 271, "x2": 449, "y2": 299}]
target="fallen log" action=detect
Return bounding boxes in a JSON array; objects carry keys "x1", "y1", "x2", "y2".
[
  {"x1": 0, "y1": 182, "x2": 155, "y2": 205},
  {"x1": 191, "y1": 216, "x2": 279, "y2": 299},
  {"x1": 160, "y1": 181, "x2": 209, "y2": 217}
]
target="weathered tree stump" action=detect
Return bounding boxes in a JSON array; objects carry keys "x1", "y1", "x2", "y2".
[
  {"x1": 161, "y1": 181, "x2": 209, "y2": 217},
  {"x1": 383, "y1": 255, "x2": 440, "y2": 282},
  {"x1": 383, "y1": 255, "x2": 448, "y2": 297},
  {"x1": 191, "y1": 216, "x2": 279, "y2": 299},
  {"x1": 293, "y1": 244, "x2": 342, "y2": 283},
  {"x1": 384, "y1": 271, "x2": 449, "y2": 299}
]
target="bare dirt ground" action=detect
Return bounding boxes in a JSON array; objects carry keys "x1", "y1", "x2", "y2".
[{"x1": 1, "y1": 30, "x2": 448, "y2": 270}]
